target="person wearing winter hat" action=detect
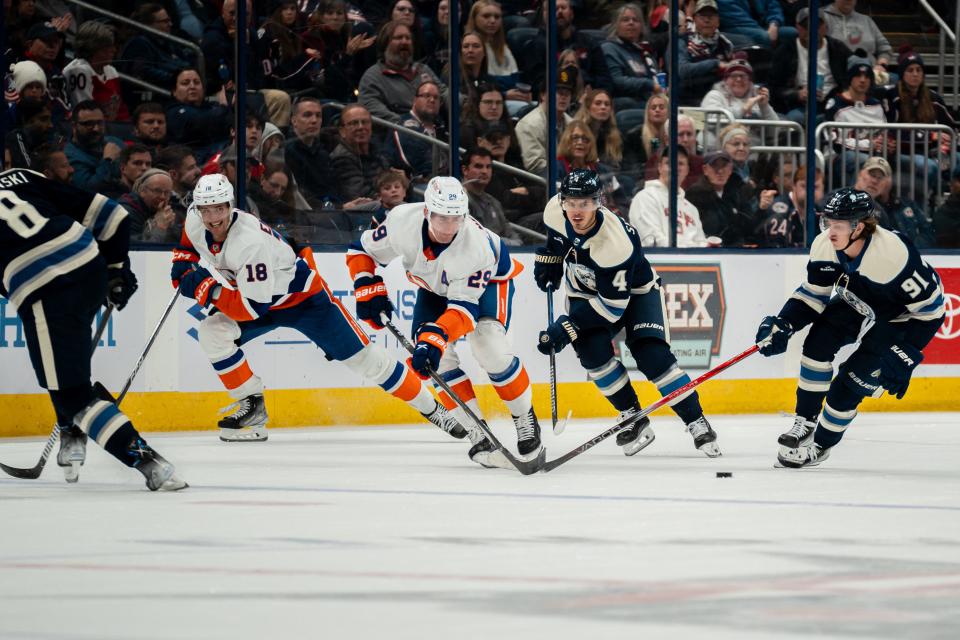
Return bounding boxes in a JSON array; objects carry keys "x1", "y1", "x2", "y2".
[
  {"x1": 823, "y1": 52, "x2": 887, "y2": 184},
  {"x1": 700, "y1": 56, "x2": 778, "y2": 148},
  {"x1": 9, "y1": 60, "x2": 47, "y2": 102},
  {"x1": 879, "y1": 47, "x2": 958, "y2": 203}
]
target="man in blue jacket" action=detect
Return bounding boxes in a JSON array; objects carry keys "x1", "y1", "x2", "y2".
[{"x1": 718, "y1": 0, "x2": 797, "y2": 48}]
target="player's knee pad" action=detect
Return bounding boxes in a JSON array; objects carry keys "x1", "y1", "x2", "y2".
[
  {"x1": 49, "y1": 384, "x2": 95, "y2": 426},
  {"x1": 342, "y1": 343, "x2": 394, "y2": 383},
  {"x1": 574, "y1": 329, "x2": 616, "y2": 370},
  {"x1": 626, "y1": 337, "x2": 676, "y2": 381},
  {"x1": 198, "y1": 312, "x2": 242, "y2": 359},
  {"x1": 467, "y1": 319, "x2": 513, "y2": 374}
]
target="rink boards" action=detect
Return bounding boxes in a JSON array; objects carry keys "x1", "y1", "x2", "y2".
[{"x1": 2, "y1": 250, "x2": 959, "y2": 436}]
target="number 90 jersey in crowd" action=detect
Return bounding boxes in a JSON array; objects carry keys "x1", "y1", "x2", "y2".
[
  {"x1": 349, "y1": 203, "x2": 523, "y2": 329},
  {"x1": 542, "y1": 195, "x2": 657, "y2": 330},
  {"x1": 179, "y1": 206, "x2": 323, "y2": 322},
  {"x1": 0, "y1": 168, "x2": 129, "y2": 308}
]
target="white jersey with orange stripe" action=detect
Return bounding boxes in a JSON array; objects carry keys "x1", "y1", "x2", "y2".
[
  {"x1": 183, "y1": 206, "x2": 321, "y2": 321},
  {"x1": 351, "y1": 202, "x2": 522, "y2": 324}
]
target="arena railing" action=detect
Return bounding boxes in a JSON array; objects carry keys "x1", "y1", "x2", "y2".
[
  {"x1": 814, "y1": 121, "x2": 957, "y2": 205},
  {"x1": 919, "y1": 0, "x2": 958, "y2": 110}
]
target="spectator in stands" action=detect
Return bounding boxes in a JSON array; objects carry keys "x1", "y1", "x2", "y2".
[
  {"x1": 881, "y1": 49, "x2": 957, "y2": 197},
  {"x1": 446, "y1": 31, "x2": 492, "y2": 106},
  {"x1": 257, "y1": 0, "x2": 311, "y2": 92},
  {"x1": 217, "y1": 144, "x2": 262, "y2": 215},
  {"x1": 117, "y1": 4, "x2": 193, "y2": 107},
  {"x1": 156, "y1": 145, "x2": 201, "y2": 219},
  {"x1": 358, "y1": 20, "x2": 447, "y2": 125},
  {"x1": 719, "y1": 124, "x2": 752, "y2": 181},
  {"x1": 462, "y1": 146, "x2": 522, "y2": 244},
  {"x1": 99, "y1": 144, "x2": 153, "y2": 199},
  {"x1": 871, "y1": 160, "x2": 937, "y2": 248},
  {"x1": 625, "y1": 92, "x2": 669, "y2": 175},
  {"x1": 390, "y1": 80, "x2": 447, "y2": 181},
  {"x1": 557, "y1": 120, "x2": 601, "y2": 180},
  {"x1": 824, "y1": 0, "x2": 893, "y2": 84},
  {"x1": 686, "y1": 149, "x2": 762, "y2": 246},
  {"x1": 526, "y1": 0, "x2": 613, "y2": 92},
  {"x1": 5, "y1": 98, "x2": 57, "y2": 169},
  {"x1": 824, "y1": 54, "x2": 887, "y2": 183},
  {"x1": 477, "y1": 121, "x2": 547, "y2": 229},
  {"x1": 574, "y1": 88, "x2": 623, "y2": 170},
  {"x1": 62, "y1": 21, "x2": 129, "y2": 122},
  {"x1": 756, "y1": 164, "x2": 821, "y2": 247},
  {"x1": 466, "y1": 0, "x2": 529, "y2": 100},
  {"x1": 295, "y1": 0, "x2": 376, "y2": 102},
  {"x1": 459, "y1": 83, "x2": 523, "y2": 166},
  {"x1": 934, "y1": 168, "x2": 960, "y2": 248},
  {"x1": 664, "y1": 114, "x2": 704, "y2": 187},
  {"x1": 771, "y1": 7, "x2": 852, "y2": 125},
  {"x1": 130, "y1": 103, "x2": 167, "y2": 155},
  {"x1": 65, "y1": 100, "x2": 123, "y2": 192},
  {"x1": 284, "y1": 96, "x2": 337, "y2": 208},
  {"x1": 425, "y1": 0, "x2": 452, "y2": 75},
  {"x1": 199, "y1": 112, "x2": 264, "y2": 179},
  {"x1": 254, "y1": 122, "x2": 285, "y2": 164},
  {"x1": 515, "y1": 69, "x2": 576, "y2": 175},
  {"x1": 629, "y1": 147, "x2": 710, "y2": 247},
  {"x1": 166, "y1": 68, "x2": 233, "y2": 163},
  {"x1": 20, "y1": 22, "x2": 68, "y2": 112},
  {"x1": 369, "y1": 169, "x2": 411, "y2": 226},
  {"x1": 250, "y1": 165, "x2": 299, "y2": 234},
  {"x1": 7, "y1": 59, "x2": 47, "y2": 105},
  {"x1": 331, "y1": 104, "x2": 392, "y2": 206},
  {"x1": 717, "y1": 0, "x2": 795, "y2": 49},
  {"x1": 121, "y1": 168, "x2": 178, "y2": 243},
  {"x1": 701, "y1": 59, "x2": 779, "y2": 147},
  {"x1": 389, "y1": 0, "x2": 428, "y2": 55},
  {"x1": 6, "y1": 0, "x2": 46, "y2": 56},
  {"x1": 601, "y1": 3, "x2": 662, "y2": 110},
  {"x1": 676, "y1": 0, "x2": 735, "y2": 106},
  {"x1": 31, "y1": 143, "x2": 74, "y2": 184}
]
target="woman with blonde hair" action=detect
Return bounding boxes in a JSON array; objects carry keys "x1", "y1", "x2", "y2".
[
  {"x1": 601, "y1": 2, "x2": 662, "y2": 109},
  {"x1": 575, "y1": 88, "x2": 623, "y2": 169},
  {"x1": 465, "y1": 0, "x2": 528, "y2": 101},
  {"x1": 557, "y1": 121, "x2": 600, "y2": 179}
]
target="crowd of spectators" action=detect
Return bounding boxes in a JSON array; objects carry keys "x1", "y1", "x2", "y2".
[{"x1": 3, "y1": 0, "x2": 960, "y2": 249}]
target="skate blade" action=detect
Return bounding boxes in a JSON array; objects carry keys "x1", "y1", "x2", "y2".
[
  {"x1": 158, "y1": 476, "x2": 189, "y2": 491},
  {"x1": 698, "y1": 442, "x2": 722, "y2": 458},
  {"x1": 219, "y1": 427, "x2": 268, "y2": 442},
  {"x1": 63, "y1": 461, "x2": 80, "y2": 483},
  {"x1": 517, "y1": 443, "x2": 544, "y2": 463},
  {"x1": 472, "y1": 449, "x2": 514, "y2": 470},
  {"x1": 622, "y1": 429, "x2": 655, "y2": 457}
]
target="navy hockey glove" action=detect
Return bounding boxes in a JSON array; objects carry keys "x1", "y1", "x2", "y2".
[
  {"x1": 410, "y1": 323, "x2": 447, "y2": 378},
  {"x1": 878, "y1": 342, "x2": 923, "y2": 400},
  {"x1": 354, "y1": 275, "x2": 394, "y2": 330},
  {"x1": 179, "y1": 266, "x2": 218, "y2": 307},
  {"x1": 533, "y1": 247, "x2": 564, "y2": 292},
  {"x1": 756, "y1": 316, "x2": 793, "y2": 356},
  {"x1": 106, "y1": 261, "x2": 138, "y2": 310},
  {"x1": 538, "y1": 315, "x2": 578, "y2": 355}
]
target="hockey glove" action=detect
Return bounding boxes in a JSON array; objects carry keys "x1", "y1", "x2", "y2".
[
  {"x1": 410, "y1": 322, "x2": 448, "y2": 378},
  {"x1": 106, "y1": 261, "x2": 139, "y2": 310},
  {"x1": 878, "y1": 342, "x2": 923, "y2": 400},
  {"x1": 171, "y1": 248, "x2": 200, "y2": 289},
  {"x1": 179, "y1": 266, "x2": 219, "y2": 307},
  {"x1": 537, "y1": 315, "x2": 578, "y2": 355},
  {"x1": 756, "y1": 315, "x2": 793, "y2": 356},
  {"x1": 533, "y1": 247, "x2": 564, "y2": 292},
  {"x1": 354, "y1": 275, "x2": 394, "y2": 330}
]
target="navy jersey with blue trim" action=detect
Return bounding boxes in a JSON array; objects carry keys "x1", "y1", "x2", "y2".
[
  {"x1": 542, "y1": 195, "x2": 656, "y2": 329},
  {"x1": 780, "y1": 226, "x2": 944, "y2": 340},
  {"x1": 0, "y1": 169, "x2": 129, "y2": 307}
]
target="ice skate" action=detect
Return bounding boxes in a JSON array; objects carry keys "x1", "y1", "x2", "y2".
[
  {"x1": 778, "y1": 415, "x2": 816, "y2": 449},
  {"x1": 615, "y1": 406, "x2": 654, "y2": 456},
  {"x1": 127, "y1": 438, "x2": 188, "y2": 491},
  {"x1": 686, "y1": 416, "x2": 721, "y2": 457},
  {"x1": 218, "y1": 394, "x2": 268, "y2": 442},
  {"x1": 777, "y1": 443, "x2": 830, "y2": 469},
  {"x1": 422, "y1": 403, "x2": 468, "y2": 439},
  {"x1": 466, "y1": 423, "x2": 510, "y2": 469},
  {"x1": 512, "y1": 408, "x2": 542, "y2": 459},
  {"x1": 56, "y1": 424, "x2": 87, "y2": 483}
]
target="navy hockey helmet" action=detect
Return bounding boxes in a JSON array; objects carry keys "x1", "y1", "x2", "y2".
[
  {"x1": 822, "y1": 187, "x2": 876, "y2": 222},
  {"x1": 560, "y1": 168, "x2": 602, "y2": 201}
]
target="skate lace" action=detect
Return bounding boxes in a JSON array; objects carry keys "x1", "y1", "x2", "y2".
[
  {"x1": 431, "y1": 406, "x2": 461, "y2": 434},
  {"x1": 616, "y1": 407, "x2": 640, "y2": 425},
  {"x1": 785, "y1": 416, "x2": 812, "y2": 438},
  {"x1": 219, "y1": 397, "x2": 252, "y2": 418},
  {"x1": 687, "y1": 416, "x2": 709, "y2": 437},
  {"x1": 466, "y1": 423, "x2": 486, "y2": 445},
  {"x1": 515, "y1": 412, "x2": 536, "y2": 440}
]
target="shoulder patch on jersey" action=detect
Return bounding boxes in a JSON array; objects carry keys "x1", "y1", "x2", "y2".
[
  {"x1": 542, "y1": 196, "x2": 565, "y2": 234},
  {"x1": 809, "y1": 232, "x2": 839, "y2": 263},
  {"x1": 583, "y1": 212, "x2": 634, "y2": 269},
  {"x1": 825, "y1": 98, "x2": 836, "y2": 110},
  {"x1": 772, "y1": 201, "x2": 789, "y2": 214},
  {"x1": 859, "y1": 226, "x2": 910, "y2": 284}
]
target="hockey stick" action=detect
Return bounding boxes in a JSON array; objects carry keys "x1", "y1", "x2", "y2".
[
  {"x1": 382, "y1": 316, "x2": 546, "y2": 475},
  {"x1": 541, "y1": 343, "x2": 761, "y2": 473},
  {"x1": 0, "y1": 303, "x2": 115, "y2": 480},
  {"x1": 545, "y1": 286, "x2": 571, "y2": 435}
]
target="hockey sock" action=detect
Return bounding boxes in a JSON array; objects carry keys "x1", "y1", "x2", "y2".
[
  {"x1": 379, "y1": 361, "x2": 434, "y2": 413},
  {"x1": 814, "y1": 381, "x2": 864, "y2": 449},
  {"x1": 796, "y1": 355, "x2": 832, "y2": 420},
  {"x1": 212, "y1": 349, "x2": 263, "y2": 399},
  {"x1": 74, "y1": 399, "x2": 143, "y2": 467},
  {"x1": 587, "y1": 358, "x2": 639, "y2": 411},
  {"x1": 488, "y1": 357, "x2": 532, "y2": 416},
  {"x1": 651, "y1": 363, "x2": 702, "y2": 424},
  {"x1": 49, "y1": 384, "x2": 95, "y2": 426}
]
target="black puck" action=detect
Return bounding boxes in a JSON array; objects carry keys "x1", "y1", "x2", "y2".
[{"x1": 716, "y1": 472, "x2": 733, "y2": 478}]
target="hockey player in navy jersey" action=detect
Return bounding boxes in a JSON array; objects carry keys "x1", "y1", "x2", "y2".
[
  {"x1": 534, "y1": 169, "x2": 721, "y2": 457},
  {"x1": 0, "y1": 168, "x2": 186, "y2": 490},
  {"x1": 756, "y1": 188, "x2": 945, "y2": 468},
  {"x1": 171, "y1": 174, "x2": 466, "y2": 443}
]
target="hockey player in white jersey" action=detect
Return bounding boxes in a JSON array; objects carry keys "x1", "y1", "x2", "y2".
[
  {"x1": 171, "y1": 174, "x2": 468, "y2": 442},
  {"x1": 756, "y1": 188, "x2": 945, "y2": 468},
  {"x1": 346, "y1": 176, "x2": 542, "y2": 466}
]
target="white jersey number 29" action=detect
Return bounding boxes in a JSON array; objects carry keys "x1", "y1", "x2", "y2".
[{"x1": 0, "y1": 190, "x2": 47, "y2": 239}]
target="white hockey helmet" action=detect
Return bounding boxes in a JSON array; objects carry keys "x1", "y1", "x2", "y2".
[
  {"x1": 193, "y1": 173, "x2": 235, "y2": 208},
  {"x1": 424, "y1": 176, "x2": 469, "y2": 219}
]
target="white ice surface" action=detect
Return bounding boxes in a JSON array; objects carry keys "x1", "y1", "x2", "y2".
[{"x1": 1, "y1": 413, "x2": 959, "y2": 640}]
